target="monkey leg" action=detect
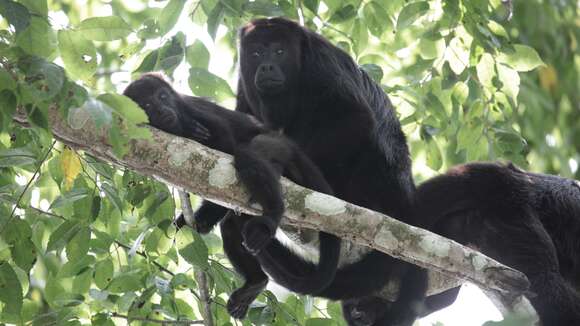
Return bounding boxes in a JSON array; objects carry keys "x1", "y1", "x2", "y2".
[{"x1": 221, "y1": 213, "x2": 268, "y2": 319}]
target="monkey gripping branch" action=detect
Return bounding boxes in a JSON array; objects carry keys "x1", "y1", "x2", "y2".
[{"x1": 14, "y1": 106, "x2": 537, "y2": 321}]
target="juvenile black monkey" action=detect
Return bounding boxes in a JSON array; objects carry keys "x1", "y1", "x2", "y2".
[
  {"x1": 123, "y1": 73, "x2": 340, "y2": 318},
  {"x1": 344, "y1": 162, "x2": 580, "y2": 326},
  {"x1": 193, "y1": 17, "x2": 428, "y2": 325}
]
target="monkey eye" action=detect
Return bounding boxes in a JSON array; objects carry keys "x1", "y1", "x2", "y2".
[
  {"x1": 275, "y1": 49, "x2": 284, "y2": 55},
  {"x1": 158, "y1": 91, "x2": 168, "y2": 101}
]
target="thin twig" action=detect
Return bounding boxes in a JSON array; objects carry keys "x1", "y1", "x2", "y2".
[
  {"x1": 111, "y1": 312, "x2": 204, "y2": 325},
  {"x1": 0, "y1": 140, "x2": 56, "y2": 234},
  {"x1": 179, "y1": 190, "x2": 215, "y2": 326}
]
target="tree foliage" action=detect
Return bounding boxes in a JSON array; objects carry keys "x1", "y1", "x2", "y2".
[{"x1": 0, "y1": 0, "x2": 577, "y2": 325}]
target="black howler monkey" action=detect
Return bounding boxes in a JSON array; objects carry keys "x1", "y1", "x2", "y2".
[
  {"x1": 123, "y1": 73, "x2": 340, "y2": 319},
  {"x1": 193, "y1": 17, "x2": 428, "y2": 325},
  {"x1": 343, "y1": 162, "x2": 580, "y2": 326}
]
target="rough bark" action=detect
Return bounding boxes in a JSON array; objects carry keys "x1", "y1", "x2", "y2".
[{"x1": 14, "y1": 106, "x2": 535, "y2": 316}]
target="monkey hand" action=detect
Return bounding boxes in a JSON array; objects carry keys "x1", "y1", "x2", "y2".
[
  {"x1": 191, "y1": 120, "x2": 212, "y2": 141},
  {"x1": 242, "y1": 217, "x2": 277, "y2": 254}
]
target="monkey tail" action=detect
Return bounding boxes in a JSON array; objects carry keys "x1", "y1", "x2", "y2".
[{"x1": 256, "y1": 232, "x2": 341, "y2": 295}]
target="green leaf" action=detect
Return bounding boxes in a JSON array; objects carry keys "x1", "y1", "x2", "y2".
[
  {"x1": 361, "y1": 64, "x2": 383, "y2": 83},
  {"x1": 0, "y1": 90, "x2": 17, "y2": 130},
  {"x1": 242, "y1": 0, "x2": 284, "y2": 16},
  {"x1": 58, "y1": 29, "x2": 97, "y2": 81},
  {"x1": 497, "y1": 44, "x2": 545, "y2": 72},
  {"x1": 94, "y1": 259, "x2": 114, "y2": 290},
  {"x1": 188, "y1": 68, "x2": 234, "y2": 101},
  {"x1": 0, "y1": 148, "x2": 37, "y2": 167},
  {"x1": 426, "y1": 139, "x2": 442, "y2": 171},
  {"x1": 72, "y1": 268, "x2": 92, "y2": 294},
  {"x1": 107, "y1": 273, "x2": 143, "y2": 293},
  {"x1": 418, "y1": 37, "x2": 445, "y2": 60},
  {"x1": 156, "y1": 32, "x2": 186, "y2": 75},
  {"x1": 101, "y1": 182, "x2": 123, "y2": 213},
  {"x1": 351, "y1": 19, "x2": 368, "y2": 55},
  {"x1": 494, "y1": 130, "x2": 526, "y2": 155},
  {"x1": 497, "y1": 63, "x2": 520, "y2": 103},
  {"x1": 476, "y1": 53, "x2": 495, "y2": 87},
  {"x1": 329, "y1": 5, "x2": 356, "y2": 23},
  {"x1": 12, "y1": 238, "x2": 36, "y2": 272},
  {"x1": 15, "y1": 16, "x2": 56, "y2": 58},
  {"x1": 158, "y1": 0, "x2": 186, "y2": 35},
  {"x1": 18, "y1": 0, "x2": 47, "y2": 16},
  {"x1": 0, "y1": 262, "x2": 23, "y2": 315},
  {"x1": 97, "y1": 93, "x2": 148, "y2": 124},
  {"x1": 456, "y1": 120, "x2": 484, "y2": 152},
  {"x1": 206, "y1": 3, "x2": 224, "y2": 40},
  {"x1": 303, "y1": 0, "x2": 319, "y2": 14},
  {"x1": 363, "y1": 2, "x2": 392, "y2": 37},
  {"x1": 176, "y1": 230, "x2": 209, "y2": 269},
  {"x1": 186, "y1": 41, "x2": 210, "y2": 69},
  {"x1": 0, "y1": 0, "x2": 31, "y2": 33},
  {"x1": 3, "y1": 219, "x2": 32, "y2": 244},
  {"x1": 46, "y1": 220, "x2": 81, "y2": 252},
  {"x1": 59, "y1": 255, "x2": 95, "y2": 278},
  {"x1": 0, "y1": 68, "x2": 16, "y2": 91},
  {"x1": 50, "y1": 187, "x2": 90, "y2": 209},
  {"x1": 425, "y1": 93, "x2": 447, "y2": 121},
  {"x1": 396, "y1": 1, "x2": 429, "y2": 31},
  {"x1": 66, "y1": 227, "x2": 90, "y2": 262},
  {"x1": 21, "y1": 57, "x2": 65, "y2": 100},
  {"x1": 134, "y1": 49, "x2": 159, "y2": 73},
  {"x1": 78, "y1": 16, "x2": 132, "y2": 41}
]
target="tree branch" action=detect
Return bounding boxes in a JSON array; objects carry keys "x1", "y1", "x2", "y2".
[{"x1": 14, "y1": 106, "x2": 534, "y2": 315}]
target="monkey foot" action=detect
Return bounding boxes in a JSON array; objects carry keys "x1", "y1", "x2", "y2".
[{"x1": 227, "y1": 280, "x2": 267, "y2": 319}]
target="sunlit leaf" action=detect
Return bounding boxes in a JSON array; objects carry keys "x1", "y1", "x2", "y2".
[
  {"x1": 58, "y1": 29, "x2": 97, "y2": 81},
  {"x1": 497, "y1": 44, "x2": 545, "y2": 72},
  {"x1": 363, "y1": 2, "x2": 392, "y2": 37},
  {"x1": 188, "y1": 67, "x2": 234, "y2": 101},
  {"x1": 61, "y1": 147, "x2": 81, "y2": 190},
  {"x1": 158, "y1": 0, "x2": 186, "y2": 35},
  {"x1": 176, "y1": 229, "x2": 209, "y2": 269},
  {"x1": 15, "y1": 16, "x2": 56, "y2": 58},
  {"x1": 107, "y1": 273, "x2": 143, "y2": 293},
  {"x1": 78, "y1": 16, "x2": 132, "y2": 41},
  {"x1": 66, "y1": 227, "x2": 91, "y2": 262},
  {"x1": 476, "y1": 53, "x2": 495, "y2": 87},
  {"x1": 97, "y1": 93, "x2": 148, "y2": 124},
  {"x1": 396, "y1": 1, "x2": 429, "y2": 31},
  {"x1": 186, "y1": 40, "x2": 210, "y2": 69},
  {"x1": 46, "y1": 220, "x2": 81, "y2": 252},
  {"x1": 497, "y1": 63, "x2": 520, "y2": 103},
  {"x1": 94, "y1": 259, "x2": 114, "y2": 290}
]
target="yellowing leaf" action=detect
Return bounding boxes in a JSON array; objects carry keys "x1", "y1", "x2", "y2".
[
  {"x1": 62, "y1": 147, "x2": 81, "y2": 190},
  {"x1": 539, "y1": 65, "x2": 558, "y2": 93}
]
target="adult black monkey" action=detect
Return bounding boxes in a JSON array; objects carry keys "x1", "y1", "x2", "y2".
[
  {"x1": 123, "y1": 73, "x2": 340, "y2": 317},
  {"x1": 193, "y1": 17, "x2": 428, "y2": 325},
  {"x1": 343, "y1": 162, "x2": 580, "y2": 326}
]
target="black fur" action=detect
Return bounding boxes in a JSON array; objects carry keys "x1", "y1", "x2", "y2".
[
  {"x1": 192, "y1": 17, "x2": 427, "y2": 325},
  {"x1": 123, "y1": 74, "x2": 340, "y2": 319},
  {"x1": 344, "y1": 162, "x2": 580, "y2": 326}
]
